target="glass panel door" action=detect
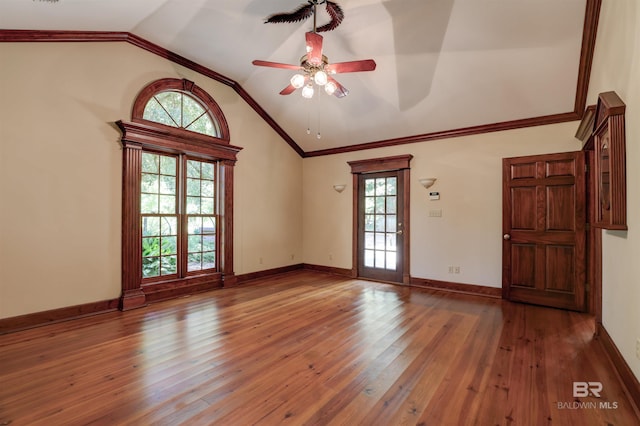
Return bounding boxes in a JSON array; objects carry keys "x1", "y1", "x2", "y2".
[{"x1": 358, "y1": 171, "x2": 404, "y2": 282}]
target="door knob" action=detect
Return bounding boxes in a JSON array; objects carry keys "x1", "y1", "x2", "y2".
[
  {"x1": 396, "y1": 230, "x2": 403, "y2": 235},
  {"x1": 503, "y1": 234, "x2": 511, "y2": 240}
]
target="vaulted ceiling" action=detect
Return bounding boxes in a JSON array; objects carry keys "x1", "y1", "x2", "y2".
[{"x1": 0, "y1": 0, "x2": 598, "y2": 156}]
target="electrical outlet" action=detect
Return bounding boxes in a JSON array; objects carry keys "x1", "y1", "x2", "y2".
[
  {"x1": 329, "y1": 254, "x2": 333, "y2": 261},
  {"x1": 636, "y1": 338, "x2": 640, "y2": 360},
  {"x1": 448, "y1": 266, "x2": 454, "y2": 274},
  {"x1": 259, "y1": 257, "x2": 263, "y2": 265},
  {"x1": 454, "y1": 266, "x2": 460, "y2": 274}
]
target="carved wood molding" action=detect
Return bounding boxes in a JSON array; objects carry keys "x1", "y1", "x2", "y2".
[
  {"x1": 117, "y1": 121, "x2": 241, "y2": 161},
  {"x1": 347, "y1": 154, "x2": 413, "y2": 174}
]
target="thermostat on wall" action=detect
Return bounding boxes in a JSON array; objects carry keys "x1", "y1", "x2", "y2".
[{"x1": 429, "y1": 191, "x2": 440, "y2": 200}]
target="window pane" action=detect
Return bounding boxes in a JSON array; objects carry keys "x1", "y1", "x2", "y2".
[
  {"x1": 375, "y1": 233, "x2": 385, "y2": 250},
  {"x1": 188, "y1": 235, "x2": 202, "y2": 252},
  {"x1": 375, "y1": 250, "x2": 385, "y2": 268},
  {"x1": 155, "y1": 92, "x2": 182, "y2": 126},
  {"x1": 203, "y1": 235, "x2": 215, "y2": 251},
  {"x1": 159, "y1": 195, "x2": 176, "y2": 214},
  {"x1": 142, "y1": 237, "x2": 160, "y2": 257},
  {"x1": 141, "y1": 194, "x2": 158, "y2": 214},
  {"x1": 201, "y1": 197, "x2": 214, "y2": 215},
  {"x1": 375, "y1": 178, "x2": 386, "y2": 196},
  {"x1": 375, "y1": 215, "x2": 385, "y2": 232},
  {"x1": 187, "y1": 197, "x2": 201, "y2": 214},
  {"x1": 182, "y1": 95, "x2": 206, "y2": 129},
  {"x1": 187, "y1": 114, "x2": 217, "y2": 137},
  {"x1": 386, "y1": 252, "x2": 397, "y2": 271},
  {"x1": 161, "y1": 255, "x2": 177, "y2": 275},
  {"x1": 142, "y1": 217, "x2": 160, "y2": 237},
  {"x1": 141, "y1": 174, "x2": 159, "y2": 193},
  {"x1": 365, "y1": 197, "x2": 375, "y2": 214},
  {"x1": 160, "y1": 216, "x2": 176, "y2": 236},
  {"x1": 364, "y1": 249, "x2": 374, "y2": 267},
  {"x1": 143, "y1": 98, "x2": 177, "y2": 128},
  {"x1": 201, "y1": 163, "x2": 214, "y2": 180},
  {"x1": 387, "y1": 177, "x2": 397, "y2": 195},
  {"x1": 386, "y1": 215, "x2": 397, "y2": 233},
  {"x1": 160, "y1": 156, "x2": 176, "y2": 176},
  {"x1": 386, "y1": 234, "x2": 397, "y2": 251},
  {"x1": 142, "y1": 153, "x2": 159, "y2": 173},
  {"x1": 386, "y1": 196, "x2": 397, "y2": 214},
  {"x1": 375, "y1": 197, "x2": 385, "y2": 213},
  {"x1": 201, "y1": 180, "x2": 214, "y2": 197},
  {"x1": 188, "y1": 217, "x2": 202, "y2": 234},
  {"x1": 162, "y1": 236, "x2": 177, "y2": 255},
  {"x1": 187, "y1": 160, "x2": 200, "y2": 178},
  {"x1": 160, "y1": 176, "x2": 175, "y2": 195},
  {"x1": 202, "y1": 252, "x2": 215, "y2": 269},
  {"x1": 188, "y1": 253, "x2": 202, "y2": 272},
  {"x1": 142, "y1": 257, "x2": 160, "y2": 278},
  {"x1": 365, "y1": 179, "x2": 375, "y2": 196},
  {"x1": 202, "y1": 217, "x2": 215, "y2": 233},
  {"x1": 364, "y1": 232, "x2": 374, "y2": 249},
  {"x1": 364, "y1": 214, "x2": 375, "y2": 231},
  {"x1": 187, "y1": 178, "x2": 201, "y2": 196}
]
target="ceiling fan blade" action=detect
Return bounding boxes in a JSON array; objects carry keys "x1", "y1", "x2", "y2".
[
  {"x1": 305, "y1": 32, "x2": 324, "y2": 65},
  {"x1": 279, "y1": 84, "x2": 298, "y2": 95},
  {"x1": 325, "y1": 59, "x2": 377, "y2": 74},
  {"x1": 328, "y1": 76, "x2": 349, "y2": 98},
  {"x1": 252, "y1": 60, "x2": 301, "y2": 70}
]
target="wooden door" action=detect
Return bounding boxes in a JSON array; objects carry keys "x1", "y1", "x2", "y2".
[
  {"x1": 358, "y1": 171, "x2": 404, "y2": 283},
  {"x1": 502, "y1": 151, "x2": 586, "y2": 311}
]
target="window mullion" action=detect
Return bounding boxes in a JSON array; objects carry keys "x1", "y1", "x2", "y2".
[{"x1": 178, "y1": 154, "x2": 188, "y2": 278}]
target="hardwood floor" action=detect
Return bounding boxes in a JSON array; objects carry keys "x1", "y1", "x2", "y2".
[{"x1": 1, "y1": 270, "x2": 638, "y2": 425}]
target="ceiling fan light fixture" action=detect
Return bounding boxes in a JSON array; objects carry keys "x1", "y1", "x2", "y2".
[
  {"x1": 290, "y1": 73, "x2": 306, "y2": 89},
  {"x1": 324, "y1": 81, "x2": 337, "y2": 95},
  {"x1": 301, "y1": 84, "x2": 315, "y2": 99},
  {"x1": 314, "y1": 70, "x2": 328, "y2": 86}
]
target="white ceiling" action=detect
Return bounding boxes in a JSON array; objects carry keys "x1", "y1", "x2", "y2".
[{"x1": 1, "y1": 0, "x2": 589, "y2": 154}]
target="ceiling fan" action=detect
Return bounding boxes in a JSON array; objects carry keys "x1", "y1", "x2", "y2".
[{"x1": 252, "y1": 0, "x2": 376, "y2": 99}]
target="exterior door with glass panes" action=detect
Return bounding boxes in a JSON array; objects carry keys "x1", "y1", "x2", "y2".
[{"x1": 358, "y1": 171, "x2": 404, "y2": 282}]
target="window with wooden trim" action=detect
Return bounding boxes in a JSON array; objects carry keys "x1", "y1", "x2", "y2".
[{"x1": 117, "y1": 78, "x2": 241, "y2": 310}]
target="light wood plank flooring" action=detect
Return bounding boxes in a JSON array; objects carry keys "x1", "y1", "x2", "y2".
[{"x1": 1, "y1": 270, "x2": 638, "y2": 425}]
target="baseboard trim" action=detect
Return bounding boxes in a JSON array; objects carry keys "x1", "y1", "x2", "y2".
[
  {"x1": 596, "y1": 322, "x2": 640, "y2": 417},
  {"x1": 0, "y1": 298, "x2": 120, "y2": 335},
  {"x1": 236, "y1": 264, "x2": 304, "y2": 284},
  {"x1": 302, "y1": 264, "x2": 352, "y2": 277},
  {"x1": 410, "y1": 277, "x2": 502, "y2": 299}
]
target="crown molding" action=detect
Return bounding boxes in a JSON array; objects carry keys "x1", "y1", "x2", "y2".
[{"x1": 0, "y1": 0, "x2": 601, "y2": 159}]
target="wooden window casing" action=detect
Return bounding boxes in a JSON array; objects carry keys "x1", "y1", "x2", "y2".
[{"x1": 118, "y1": 78, "x2": 242, "y2": 310}]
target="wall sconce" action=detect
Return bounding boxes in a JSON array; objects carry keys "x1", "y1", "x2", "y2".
[
  {"x1": 333, "y1": 184, "x2": 346, "y2": 193},
  {"x1": 419, "y1": 178, "x2": 437, "y2": 189}
]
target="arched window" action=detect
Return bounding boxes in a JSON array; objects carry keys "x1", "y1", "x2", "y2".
[{"x1": 117, "y1": 78, "x2": 241, "y2": 310}]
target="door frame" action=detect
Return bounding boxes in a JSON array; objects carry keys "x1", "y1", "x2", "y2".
[{"x1": 348, "y1": 155, "x2": 412, "y2": 284}]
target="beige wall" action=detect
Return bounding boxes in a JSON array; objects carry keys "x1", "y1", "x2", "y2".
[
  {"x1": 303, "y1": 123, "x2": 581, "y2": 287},
  {"x1": 0, "y1": 42, "x2": 302, "y2": 319},
  {"x1": 587, "y1": 0, "x2": 640, "y2": 380}
]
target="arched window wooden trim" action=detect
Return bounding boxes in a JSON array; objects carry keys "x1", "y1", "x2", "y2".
[
  {"x1": 132, "y1": 78, "x2": 230, "y2": 142},
  {"x1": 117, "y1": 78, "x2": 241, "y2": 311}
]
